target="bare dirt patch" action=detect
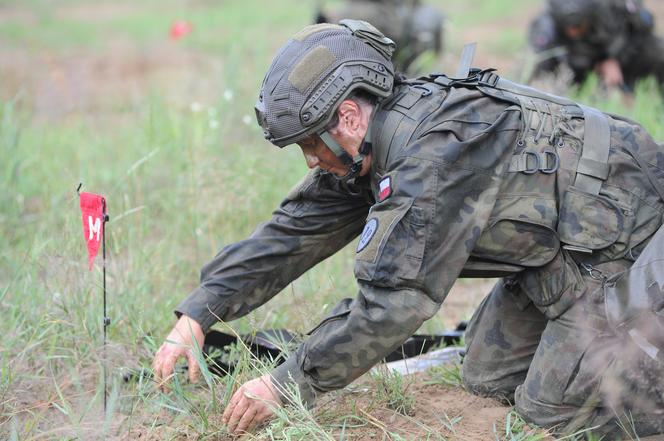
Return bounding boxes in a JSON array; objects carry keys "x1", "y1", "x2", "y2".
[{"x1": 313, "y1": 372, "x2": 551, "y2": 441}]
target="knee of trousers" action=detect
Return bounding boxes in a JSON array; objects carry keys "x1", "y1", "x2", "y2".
[
  {"x1": 513, "y1": 384, "x2": 580, "y2": 431},
  {"x1": 461, "y1": 362, "x2": 523, "y2": 403}
]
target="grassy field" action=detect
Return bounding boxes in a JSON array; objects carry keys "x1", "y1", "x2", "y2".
[{"x1": 1, "y1": 0, "x2": 664, "y2": 439}]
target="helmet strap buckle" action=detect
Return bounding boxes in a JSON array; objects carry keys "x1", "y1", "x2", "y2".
[{"x1": 319, "y1": 130, "x2": 369, "y2": 182}]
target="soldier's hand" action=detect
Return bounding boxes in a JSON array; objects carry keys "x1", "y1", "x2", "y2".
[
  {"x1": 596, "y1": 58, "x2": 624, "y2": 88},
  {"x1": 223, "y1": 374, "x2": 280, "y2": 435},
  {"x1": 152, "y1": 314, "x2": 205, "y2": 389}
]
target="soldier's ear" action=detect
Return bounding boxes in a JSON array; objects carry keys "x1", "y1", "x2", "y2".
[{"x1": 335, "y1": 99, "x2": 362, "y2": 132}]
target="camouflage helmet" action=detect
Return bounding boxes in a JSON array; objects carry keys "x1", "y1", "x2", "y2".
[
  {"x1": 255, "y1": 19, "x2": 396, "y2": 147},
  {"x1": 548, "y1": 0, "x2": 595, "y2": 27}
]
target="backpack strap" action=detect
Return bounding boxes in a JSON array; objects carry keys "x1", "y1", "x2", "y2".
[{"x1": 574, "y1": 105, "x2": 611, "y2": 195}]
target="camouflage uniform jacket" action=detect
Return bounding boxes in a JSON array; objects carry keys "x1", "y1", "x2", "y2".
[{"x1": 175, "y1": 77, "x2": 664, "y2": 405}]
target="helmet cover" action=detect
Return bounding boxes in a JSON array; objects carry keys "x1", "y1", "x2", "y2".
[
  {"x1": 255, "y1": 20, "x2": 396, "y2": 147},
  {"x1": 548, "y1": 0, "x2": 595, "y2": 27}
]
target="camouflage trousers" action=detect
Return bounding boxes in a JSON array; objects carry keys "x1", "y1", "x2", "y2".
[{"x1": 461, "y1": 259, "x2": 664, "y2": 438}]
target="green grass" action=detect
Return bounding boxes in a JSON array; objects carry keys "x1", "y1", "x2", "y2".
[
  {"x1": 490, "y1": 28, "x2": 528, "y2": 56},
  {"x1": 0, "y1": 0, "x2": 312, "y2": 53},
  {"x1": 2, "y1": 0, "x2": 664, "y2": 439},
  {"x1": 495, "y1": 410, "x2": 551, "y2": 441},
  {"x1": 370, "y1": 368, "x2": 416, "y2": 416},
  {"x1": 571, "y1": 76, "x2": 664, "y2": 139},
  {"x1": 425, "y1": 362, "x2": 464, "y2": 389},
  {"x1": 443, "y1": 0, "x2": 535, "y2": 26}
]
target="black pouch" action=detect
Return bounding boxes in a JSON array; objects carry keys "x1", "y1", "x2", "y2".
[{"x1": 355, "y1": 197, "x2": 426, "y2": 284}]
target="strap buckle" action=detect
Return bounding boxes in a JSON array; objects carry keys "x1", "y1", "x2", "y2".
[
  {"x1": 581, "y1": 262, "x2": 606, "y2": 281},
  {"x1": 520, "y1": 150, "x2": 540, "y2": 174},
  {"x1": 478, "y1": 69, "x2": 500, "y2": 87},
  {"x1": 540, "y1": 149, "x2": 560, "y2": 174}
]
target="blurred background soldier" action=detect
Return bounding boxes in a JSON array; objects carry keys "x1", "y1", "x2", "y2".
[
  {"x1": 528, "y1": 0, "x2": 664, "y2": 90},
  {"x1": 315, "y1": 0, "x2": 444, "y2": 73}
]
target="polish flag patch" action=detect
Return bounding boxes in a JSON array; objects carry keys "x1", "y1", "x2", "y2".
[{"x1": 378, "y1": 176, "x2": 392, "y2": 202}]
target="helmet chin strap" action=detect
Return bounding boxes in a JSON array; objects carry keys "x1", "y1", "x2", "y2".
[{"x1": 319, "y1": 125, "x2": 372, "y2": 182}]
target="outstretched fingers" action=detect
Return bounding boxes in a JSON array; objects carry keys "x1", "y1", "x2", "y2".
[
  {"x1": 152, "y1": 349, "x2": 178, "y2": 390},
  {"x1": 186, "y1": 349, "x2": 200, "y2": 383},
  {"x1": 222, "y1": 375, "x2": 281, "y2": 434},
  {"x1": 235, "y1": 405, "x2": 259, "y2": 435},
  {"x1": 222, "y1": 385, "x2": 244, "y2": 424},
  {"x1": 151, "y1": 315, "x2": 206, "y2": 389},
  {"x1": 226, "y1": 393, "x2": 251, "y2": 433}
]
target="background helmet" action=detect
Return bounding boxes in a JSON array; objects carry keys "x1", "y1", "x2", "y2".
[
  {"x1": 548, "y1": 0, "x2": 596, "y2": 27},
  {"x1": 317, "y1": 1, "x2": 444, "y2": 73},
  {"x1": 255, "y1": 19, "x2": 396, "y2": 147}
]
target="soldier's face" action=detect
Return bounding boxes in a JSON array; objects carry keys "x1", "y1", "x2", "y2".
[
  {"x1": 297, "y1": 135, "x2": 350, "y2": 176},
  {"x1": 564, "y1": 22, "x2": 589, "y2": 40}
]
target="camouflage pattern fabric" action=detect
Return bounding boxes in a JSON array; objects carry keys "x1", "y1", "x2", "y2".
[
  {"x1": 528, "y1": 0, "x2": 664, "y2": 87},
  {"x1": 175, "y1": 78, "x2": 664, "y2": 435},
  {"x1": 463, "y1": 259, "x2": 664, "y2": 438}
]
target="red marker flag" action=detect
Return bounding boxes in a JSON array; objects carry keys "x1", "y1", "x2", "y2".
[
  {"x1": 169, "y1": 20, "x2": 192, "y2": 40},
  {"x1": 79, "y1": 192, "x2": 107, "y2": 270}
]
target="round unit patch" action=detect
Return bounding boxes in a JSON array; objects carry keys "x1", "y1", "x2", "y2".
[{"x1": 357, "y1": 218, "x2": 379, "y2": 253}]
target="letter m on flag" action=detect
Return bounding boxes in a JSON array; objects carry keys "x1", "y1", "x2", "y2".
[
  {"x1": 79, "y1": 192, "x2": 107, "y2": 270},
  {"x1": 88, "y1": 216, "x2": 102, "y2": 242}
]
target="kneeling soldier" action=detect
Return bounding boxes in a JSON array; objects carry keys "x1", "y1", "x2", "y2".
[
  {"x1": 154, "y1": 20, "x2": 664, "y2": 437},
  {"x1": 529, "y1": 0, "x2": 664, "y2": 89}
]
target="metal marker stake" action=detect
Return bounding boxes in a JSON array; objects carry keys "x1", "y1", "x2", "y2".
[
  {"x1": 102, "y1": 208, "x2": 109, "y2": 413},
  {"x1": 76, "y1": 184, "x2": 111, "y2": 414}
]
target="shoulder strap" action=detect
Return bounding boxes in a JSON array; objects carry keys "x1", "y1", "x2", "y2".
[
  {"x1": 488, "y1": 76, "x2": 577, "y2": 107},
  {"x1": 433, "y1": 69, "x2": 580, "y2": 110},
  {"x1": 574, "y1": 105, "x2": 611, "y2": 195}
]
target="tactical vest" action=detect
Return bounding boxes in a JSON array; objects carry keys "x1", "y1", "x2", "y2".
[{"x1": 371, "y1": 69, "x2": 664, "y2": 314}]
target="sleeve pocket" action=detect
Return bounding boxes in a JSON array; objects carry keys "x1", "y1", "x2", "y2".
[{"x1": 355, "y1": 197, "x2": 427, "y2": 286}]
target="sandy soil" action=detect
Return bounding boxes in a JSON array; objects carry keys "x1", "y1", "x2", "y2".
[{"x1": 317, "y1": 374, "x2": 532, "y2": 441}]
